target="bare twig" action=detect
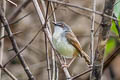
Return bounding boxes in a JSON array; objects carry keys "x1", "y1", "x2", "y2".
[
  {"x1": 0, "y1": 31, "x2": 22, "y2": 40},
  {"x1": 0, "y1": 64, "x2": 18, "y2": 80},
  {"x1": 3, "y1": 28, "x2": 43, "y2": 67},
  {"x1": 9, "y1": 11, "x2": 32, "y2": 25},
  {"x1": 0, "y1": 6, "x2": 35, "y2": 80},
  {"x1": 50, "y1": 2, "x2": 56, "y2": 22},
  {"x1": 0, "y1": 24, "x2": 4, "y2": 80},
  {"x1": 8, "y1": 0, "x2": 31, "y2": 22},
  {"x1": 90, "y1": 0, "x2": 96, "y2": 79},
  {"x1": 48, "y1": 0, "x2": 118, "y2": 21},
  {"x1": 45, "y1": 34, "x2": 52, "y2": 80},
  {"x1": 71, "y1": 69, "x2": 92, "y2": 80},
  {"x1": 0, "y1": 1, "x2": 6, "y2": 79},
  {"x1": 91, "y1": 0, "x2": 116, "y2": 80},
  {"x1": 50, "y1": 1, "x2": 58, "y2": 80},
  {"x1": 90, "y1": 0, "x2": 96, "y2": 66},
  {"x1": 71, "y1": 46, "x2": 120, "y2": 79},
  {"x1": 3, "y1": 68, "x2": 18, "y2": 80},
  {"x1": 66, "y1": 7, "x2": 100, "y2": 25},
  {"x1": 7, "y1": 0, "x2": 17, "y2": 7},
  {"x1": 103, "y1": 46, "x2": 120, "y2": 71},
  {"x1": 41, "y1": 1, "x2": 52, "y2": 80}
]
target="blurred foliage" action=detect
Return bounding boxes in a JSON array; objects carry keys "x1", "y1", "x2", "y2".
[
  {"x1": 105, "y1": 0, "x2": 120, "y2": 56},
  {"x1": 114, "y1": 0, "x2": 120, "y2": 19},
  {"x1": 105, "y1": 38, "x2": 116, "y2": 57},
  {"x1": 111, "y1": 20, "x2": 119, "y2": 36}
]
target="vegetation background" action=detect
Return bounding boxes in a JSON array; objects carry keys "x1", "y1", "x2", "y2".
[{"x1": 0, "y1": 0, "x2": 120, "y2": 80}]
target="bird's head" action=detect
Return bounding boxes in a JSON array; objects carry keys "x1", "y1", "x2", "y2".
[{"x1": 52, "y1": 21, "x2": 71, "y2": 32}]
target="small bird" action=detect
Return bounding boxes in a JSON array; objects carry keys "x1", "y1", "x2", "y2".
[{"x1": 52, "y1": 22, "x2": 90, "y2": 67}]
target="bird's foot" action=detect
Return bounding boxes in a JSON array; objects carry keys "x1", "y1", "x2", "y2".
[{"x1": 88, "y1": 64, "x2": 93, "y2": 68}]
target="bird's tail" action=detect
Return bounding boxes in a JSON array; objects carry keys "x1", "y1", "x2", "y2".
[{"x1": 81, "y1": 50, "x2": 90, "y2": 65}]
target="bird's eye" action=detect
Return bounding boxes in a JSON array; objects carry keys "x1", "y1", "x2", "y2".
[{"x1": 59, "y1": 24, "x2": 64, "y2": 27}]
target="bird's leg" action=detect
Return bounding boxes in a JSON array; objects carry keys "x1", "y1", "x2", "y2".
[
  {"x1": 61, "y1": 56, "x2": 68, "y2": 68},
  {"x1": 67, "y1": 57, "x2": 76, "y2": 67},
  {"x1": 61, "y1": 56, "x2": 76, "y2": 68}
]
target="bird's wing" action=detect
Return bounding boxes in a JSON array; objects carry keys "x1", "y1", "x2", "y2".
[
  {"x1": 65, "y1": 31, "x2": 90, "y2": 65},
  {"x1": 65, "y1": 31, "x2": 82, "y2": 56}
]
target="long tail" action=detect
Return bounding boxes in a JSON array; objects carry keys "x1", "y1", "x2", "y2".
[{"x1": 81, "y1": 50, "x2": 90, "y2": 65}]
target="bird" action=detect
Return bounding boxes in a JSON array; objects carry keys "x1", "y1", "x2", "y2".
[{"x1": 52, "y1": 22, "x2": 90, "y2": 67}]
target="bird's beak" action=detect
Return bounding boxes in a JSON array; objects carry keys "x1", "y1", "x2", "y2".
[{"x1": 52, "y1": 21, "x2": 57, "y2": 25}]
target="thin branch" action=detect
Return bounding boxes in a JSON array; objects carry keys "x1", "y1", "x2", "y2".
[
  {"x1": 90, "y1": 0, "x2": 96, "y2": 66},
  {"x1": 47, "y1": 5, "x2": 59, "y2": 20},
  {"x1": 3, "y1": 27, "x2": 43, "y2": 67},
  {"x1": 7, "y1": 0, "x2": 17, "y2": 7},
  {"x1": 3, "y1": 68, "x2": 18, "y2": 80},
  {"x1": 66, "y1": 7, "x2": 100, "y2": 25},
  {"x1": 0, "y1": 12, "x2": 32, "y2": 28},
  {"x1": 42, "y1": 1, "x2": 52, "y2": 80},
  {"x1": 9, "y1": 11, "x2": 33, "y2": 25},
  {"x1": 0, "y1": 24, "x2": 4, "y2": 80},
  {"x1": 71, "y1": 69, "x2": 92, "y2": 80},
  {"x1": 50, "y1": 2, "x2": 56, "y2": 22},
  {"x1": 45, "y1": 34, "x2": 52, "y2": 80},
  {"x1": 48, "y1": 0, "x2": 118, "y2": 21},
  {"x1": 8, "y1": 0, "x2": 31, "y2": 22},
  {"x1": 0, "y1": 31, "x2": 22, "y2": 40},
  {"x1": 71, "y1": 46, "x2": 120, "y2": 79},
  {"x1": 103, "y1": 46, "x2": 120, "y2": 71},
  {"x1": 90, "y1": 0, "x2": 96, "y2": 79},
  {"x1": 0, "y1": 6, "x2": 35, "y2": 80},
  {"x1": 0, "y1": 1, "x2": 6, "y2": 79},
  {"x1": 50, "y1": 1, "x2": 58, "y2": 80},
  {"x1": 0, "y1": 64, "x2": 18, "y2": 80}
]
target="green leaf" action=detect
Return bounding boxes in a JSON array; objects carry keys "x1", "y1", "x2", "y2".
[
  {"x1": 111, "y1": 20, "x2": 119, "y2": 36},
  {"x1": 105, "y1": 38, "x2": 116, "y2": 57}
]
